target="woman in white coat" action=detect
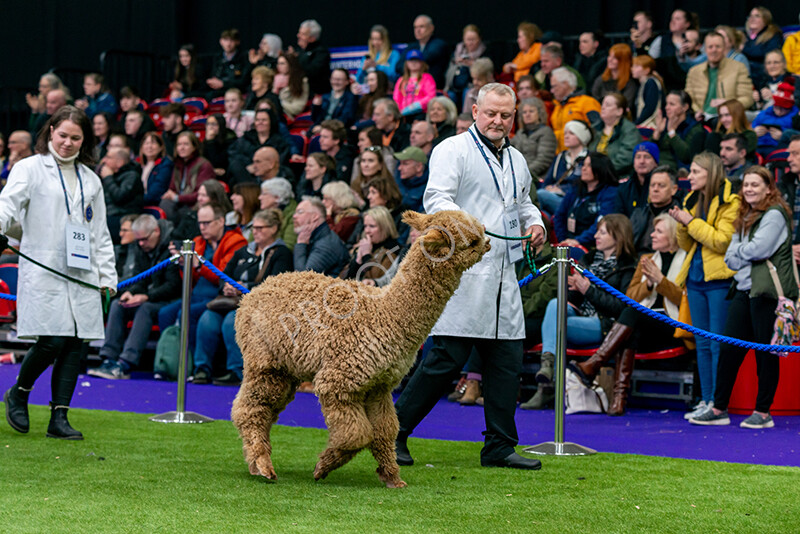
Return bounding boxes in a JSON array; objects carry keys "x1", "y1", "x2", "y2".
[{"x1": 2, "y1": 106, "x2": 117, "y2": 440}]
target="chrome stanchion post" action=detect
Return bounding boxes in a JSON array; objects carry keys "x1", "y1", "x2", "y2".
[
  {"x1": 525, "y1": 246, "x2": 595, "y2": 456},
  {"x1": 150, "y1": 240, "x2": 213, "y2": 424}
]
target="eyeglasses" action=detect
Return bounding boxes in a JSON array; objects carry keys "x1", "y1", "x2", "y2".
[
  {"x1": 365, "y1": 146, "x2": 382, "y2": 153},
  {"x1": 135, "y1": 230, "x2": 155, "y2": 243},
  {"x1": 197, "y1": 219, "x2": 219, "y2": 227},
  {"x1": 251, "y1": 224, "x2": 273, "y2": 231}
]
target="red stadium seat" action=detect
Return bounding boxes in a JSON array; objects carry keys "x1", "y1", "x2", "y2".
[
  {"x1": 208, "y1": 96, "x2": 225, "y2": 114},
  {"x1": 182, "y1": 97, "x2": 208, "y2": 114},
  {"x1": 143, "y1": 206, "x2": 167, "y2": 219},
  {"x1": 0, "y1": 279, "x2": 15, "y2": 322},
  {"x1": 527, "y1": 343, "x2": 688, "y2": 361}
]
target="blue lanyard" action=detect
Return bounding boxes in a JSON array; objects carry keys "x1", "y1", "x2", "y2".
[
  {"x1": 467, "y1": 128, "x2": 517, "y2": 207},
  {"x1": 54, "y1": 156, "x2": 86, "y2": 222}
]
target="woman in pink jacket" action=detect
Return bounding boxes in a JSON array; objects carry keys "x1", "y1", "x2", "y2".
[{"x1": 393, "y1": 49, "x2": 437, "y2": 117}]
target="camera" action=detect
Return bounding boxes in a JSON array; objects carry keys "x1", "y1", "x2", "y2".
[{"x1": 632, "y1": 20, "x2": 639, "y2": 31}]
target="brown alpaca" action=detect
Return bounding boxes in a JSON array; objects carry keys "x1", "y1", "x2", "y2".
[{"x1": 231, "y1": 210, "x2": 490, "y2": 487}]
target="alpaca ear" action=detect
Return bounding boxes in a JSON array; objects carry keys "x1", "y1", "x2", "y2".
[
  {"x1": 420, "y1": 227, "x2": 452, "y2": 252},
  {"x1": 402, "y1": 210, "x2": 429, "y2": 231}
]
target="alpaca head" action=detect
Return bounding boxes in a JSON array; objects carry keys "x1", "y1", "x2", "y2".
[{"x1": 402, "y1": 210, "x2": 490, "y2": 271}]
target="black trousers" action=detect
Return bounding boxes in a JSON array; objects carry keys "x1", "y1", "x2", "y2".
[
  {"x1": 395, "y1": 335, "x2": 523, "y2": 462},
  {"x1": 618, "y1": 307, "x2": 681, "y2": 351},
  {"x1": 714, "y1": 291, "x2": 780, "y2": 413},
  {"x1": 17, "y1": 336, "x2": 83, "y2": 406}
]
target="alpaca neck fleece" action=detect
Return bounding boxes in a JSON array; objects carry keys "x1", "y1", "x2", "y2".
[{"x1": 48, "y1": 141, "x2": 79, "y2": 195}]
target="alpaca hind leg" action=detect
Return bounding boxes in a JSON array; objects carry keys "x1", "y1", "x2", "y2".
[
  {"x1": 313, "y1": 392, "x2": 373, "y2": 481},
  {"x1": 366, "y1": 389, "x2": 406, "y2": 488},
  {"x1": 232, "y1": 368, "x2": 297, "y2": 480}
]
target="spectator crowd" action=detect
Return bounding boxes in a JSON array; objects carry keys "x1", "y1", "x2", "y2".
[{"x1": 3, "y1": 8, "x2": 800, "y2": 427}]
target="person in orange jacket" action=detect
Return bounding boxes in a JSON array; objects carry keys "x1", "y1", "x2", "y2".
[
  {"x1": 157, "y1": 203, "x2": 248, "y2": 358},
  {"x1": 549, "y1": 67, "x2": 601, "y2": 152}
]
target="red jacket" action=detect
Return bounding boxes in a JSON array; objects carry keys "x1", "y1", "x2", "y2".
[{"x1": 191, "y1": 228, "x2": 248, "y2": 286}]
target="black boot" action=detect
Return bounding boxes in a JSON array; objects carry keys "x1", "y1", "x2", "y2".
[
  {"x1": 46, "y1": 403, "x2": 83, "y2": 440},
  {"x1": 4, "y1": 385, "x2": 31, "y2": 433}
]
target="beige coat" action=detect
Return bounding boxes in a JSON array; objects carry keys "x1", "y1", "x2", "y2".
[{"x1": 685, "y1": 57, "x2": 754, "y2": 113}]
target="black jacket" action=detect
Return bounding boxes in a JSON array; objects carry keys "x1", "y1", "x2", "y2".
[
  {"x1": 630, "y1": 199, "x2": 682, "y2": 253},
  {"x1": 126, "y1": 219, "x2": 182, "y2": 303},
  {"x1": 221, "y1": 240, "x2": 293, "y2": 291},
  {"x1": 297, "y1": 41, "x2": 331, "y2": 95},
  {"x1": 571, "y1": 249, "x2": 637, "y2": 336},
  {"x1": 104, "y1": 161, "x2": 144, "y2": 217},
  {"x1": 332, "y1": 144, "x2": 357, "y2": 182},
  {"x1": 210, "y1": 49, "x2": 248, "y2": 91},
  {"x1": 778, "y1": 171, "x2": 800, "y2": 243},
  {"x1": 293, "y1": 222, "x2": 350, "y2": 276},
  {"x1": 388, "y1": 122, "x2": 411, "y2": 153}
]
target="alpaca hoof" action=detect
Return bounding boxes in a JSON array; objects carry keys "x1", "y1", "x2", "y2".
[{"x1": 385, "y1": 479, "x2": 407, "y2": 488}]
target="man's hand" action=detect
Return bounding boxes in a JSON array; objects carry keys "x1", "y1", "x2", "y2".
[
  {"x1": 161, "y1": 190, "x2": 178, "y2": 202},
  {"x1": 99, "y1": 161, "x2": 114, "y2": 178},
  {"x1": 75, "y1": 98, "x2": 89, "y2": 110},
  {"x1": 206, "y1": 77, "x2": 223, "y2": 90},
  {"x1": 524, "y1": 225, "x2": 545, "y2": 249},
  {"x1": 296, "y1": 225, "x2": 313, "y2": 244},
  {"x1": 121, "y1": 294, "x2": 148, "y2": 308},
  {"x1": 754, "y1": 125, "x2": 767, "y2": 137}
]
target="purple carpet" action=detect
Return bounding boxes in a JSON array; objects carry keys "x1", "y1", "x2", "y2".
[{"x1": 2, "y1": 363, "x2": 798, "y2": 467}]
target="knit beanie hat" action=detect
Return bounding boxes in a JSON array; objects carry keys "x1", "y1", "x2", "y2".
[
  {"x1": 633, "y1": 141, "x2": 660, "y2": 163},
  {"x1": 564, "y1": 120, "x2": 592, "y2": 146},
  {"x1": 774, "y1": 76, "x2": 796, "y2": 110}
]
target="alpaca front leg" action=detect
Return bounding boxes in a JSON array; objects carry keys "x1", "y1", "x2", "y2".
[
  {"x1": 366, "y1": 390, "x2": 406, "y2": 488},
  {"x1": 313, "y1": 393, "x2": 373, "y2": 481},
  {"x1": 231, "y1": 369, "x2": 297, "y2": 481}
]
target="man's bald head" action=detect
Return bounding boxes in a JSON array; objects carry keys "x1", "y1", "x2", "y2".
[
  {"x1": 104, "y1": 147, "x2": 131, "y2": 173},
  {"x1": 8, "y1": 131, "x2": 33, "y2": 156},
  {"x1": 252, "y1": 146, "x2": 280, "y2": 178},
  {"x1": 45, "y1": 89, "x2": 68, "y2": 115}
]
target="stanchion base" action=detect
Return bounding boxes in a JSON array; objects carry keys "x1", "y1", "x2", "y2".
[
  {"x1": 523, "y1": 441, "x2": 596, "y2": 456},
  {"x1": 149, "y1": 411, "x2": 214, "y2": 424}
]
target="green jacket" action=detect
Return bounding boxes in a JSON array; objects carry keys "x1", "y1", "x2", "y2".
[
  {"x1": 589, "y1": 118, "x2": 643, "y2": 177},
  {"x1": 516, "y1": 242, "x2": 558, "y2": 318},
  {"x1": 749, "y1": 206, "x2": 799, "y2": 301}
]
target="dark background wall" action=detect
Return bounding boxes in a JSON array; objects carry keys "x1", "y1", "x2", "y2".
[{"x1": 1, "y1": 0, "x2": 798, "y2": 96}]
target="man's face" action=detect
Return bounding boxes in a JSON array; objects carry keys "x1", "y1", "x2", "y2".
[
  {"x1": 472, "y1": 92, "x2": 515, "y2": 145},
  {"x1": 578, "y1": 33, "x2": 598, "y2": 56},
  {"x1": 413, "y1": 17, "x2": 433, "y2": 42},
  {"x1": 633, "y1": 13, "x2": 652, "y2": 34},
  {"x1": 633, "y1": 151, "x2": 657, "y2": 177},
  {"x1": 119, "y1": 221, "x2": 134, "y2": 245},
  {"x1": 103, "y1": 153, "x2": 124, "y2": 174},
  {"x1": 319, "y1": 128, "x2": 337, "y2": 152},
  {"x1": 649, "y1": 172, "x2": 677, "y2": 207},
  {"x1": 292, "y1": 200, "x2": 319, "y2": 231},
  {"x1": 83, "y1": 77, "x2": 100, "y2": 97},
  {"x1": 124, "y1": 113, "x2": 143, "y2": 136},
  {"x1": 371, "y1": 104, "x2": 393, "y2": 131},
  {"x1": 539, "y1": 52, "x2": 561, "y2": 74},
  {"x1": 787, "y1": 140, "x2": 800, "y2": 174},
  {"x1": 297, "y1": 26, "x2": 312, "y2": 49},
  {"x1": 252, "y1": 150, "x2": 273, "y2": 177},
  {"x1": 120, "y1": 96, "x2": 139, "y2": 112},
  {"x1": 162, "y1": 114, "x2": 180, "y2": 133},
  {"x1": 219, "y1": 37, "x2": 237, "y2": 54},
  {"x1": 516, "y1": 80, "x2": 534, "y2": 100},
  {"x1": 197, "y1": 207, "x2": 224, "y2": 241},
  {"x1": 705, "y1": 35, "x2": 724, "y2": 65},
  {"x1": 8, "y1": 132, "x2": 31, "y2": 156},
  {"x1": 719, "y1": 139, "x2": 745, "y2": 168},
  {"x1": 134, "y1": 226, "x2": 160, "y2": 253},
  {"x1": 550, "y1": 79, "x2": 571, "y2": 102},
  {"x1": 410, "y1": 122, "x2": 433, "y2": 148},
  {"x1": 46, "y1": 90, "x2": 66, "y2": 115},
  {"x1": 455, "y1": 118, "x2": 472, "y2": 135},
  {"x1": 398, "y1": 159, "x2": 423, "y2": 180}
]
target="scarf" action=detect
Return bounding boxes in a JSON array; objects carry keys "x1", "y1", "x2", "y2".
[{"x1": 579, "y1": 253, "x2": 617, "y2": 317}]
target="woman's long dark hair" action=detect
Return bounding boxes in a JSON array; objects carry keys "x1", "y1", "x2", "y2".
[
  {"x1": 579, "y1": 152, "x2": 618, "y2": 193},
  {"x1": 35, "y1": 105, "x2": 96, "y2": 166},
  {"x1": 358, "y1": 70, "x2": 390, "y2": 119},
  {"x1": 282, "y1": 52, "x2": 306, "y2": 98},
  {"x1": 175, "y1": 44, "x2": 197, "y2": 89},
  {"x1": 598, "y1": 213, "x2": 637, "y2": 263}
]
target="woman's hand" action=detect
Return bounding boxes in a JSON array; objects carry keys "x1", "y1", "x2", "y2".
[
  {"x1": 356, "y1": 237, "x2": 373, "y2": 263},
  {"x1": 668, "y1": 206, "x2": 693, "y2": 226},
  {"x1": 760, "y1": 87, "x2": 773, "y2": 103},
  {"x1": 567, "y1": 273, "x2": 591, "y2": 294},
  {"x1": 249, "y1": 48, "x2": 264, "y2": 65},
  {"x1": 545, "y1": 185, "x2": 564, "y2": 195},
  {"x1": 560, "y1": 238, "x2": 581, "y2": 248},
  {"x1": 640, "y1": 256, "x2": 664, "y2": 286},
  {"x1": 161, "y1": 190, "x2": 178, "y2": 202},
  {"x1": 222, "y1": 282, "x2": 242, "y2": 297},
  {"x1": 502, "y1": 62, "x2": 517, "y2": 73}
]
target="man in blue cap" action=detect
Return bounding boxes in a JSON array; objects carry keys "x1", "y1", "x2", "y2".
[{"x1": 614, "y1": 141, "x2": 659, "y2": 216}]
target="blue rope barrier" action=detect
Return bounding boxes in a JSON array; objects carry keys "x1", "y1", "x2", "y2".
[
  {"x1": 581, "y1": 269, "x2": 800, "y2": 354},
  {"x1": 0, "y1": 293, "x2": 16, "y2": 301},
  {"x1": 117, "y1": 257, "x2": 176, "y2": 290},
  {"x1": 197, "y1": 258, "x2": 251, "y2": 294}
]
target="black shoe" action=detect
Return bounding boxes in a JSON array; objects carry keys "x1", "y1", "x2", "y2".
[
  {"x1": 566, "y1": 362, "x2": 593, "y2": 388},
  {"x1": 190, "y1": 370, "x2": 210, "y2": 385},
  {"x1": 46, "y1": 404, "x2": 84, "y2": 440},
  {"x1": 4, "y1": 386, "x2": 30, "y2": 434},
  {"x1": 212, "y1": 372, "x2": 242, "y2": 386},
  {"x1": 482, "y1": 452, "x2": 542, "y2": 470},
  {"x1": 395, "y1": 438, "x2": 414, "y2": 466}
]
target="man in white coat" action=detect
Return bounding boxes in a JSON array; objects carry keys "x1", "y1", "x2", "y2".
[{"x1": 395, "y1": 83, "x2": 546, "y2": 470}]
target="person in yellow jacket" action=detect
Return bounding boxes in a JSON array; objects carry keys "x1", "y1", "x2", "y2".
[
  {"x1": 783, "y1": 25, "x2": 800, "y2": 75},
  {"x1": 669, "y1": 151, "x2": 739, "y2": 421},
  {"x1": 550, "y1": 67, "x2": 601, "y2": 152}
]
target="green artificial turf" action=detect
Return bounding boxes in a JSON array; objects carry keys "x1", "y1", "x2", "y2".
[{"x1": 1, "y1": 406, "x2": 798, "y2": 533}]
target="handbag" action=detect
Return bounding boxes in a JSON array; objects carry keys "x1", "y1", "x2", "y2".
[
  {"x1": 564, "y1": 369, "x2": 608, "y2": 414},
  {"x1": 766, "y1": 259, "x2": 800, "y2": 355},
  {"x1": 673, "y1": 290, "x2": 694, "y2": 340}
]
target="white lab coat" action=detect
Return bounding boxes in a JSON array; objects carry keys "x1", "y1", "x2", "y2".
[
  {"x1": 0, "y1": 154, "x2": 117, "y2": 339},
  {"x1": 424, "y1": 124, "x2": 544, "y2": 339}
]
